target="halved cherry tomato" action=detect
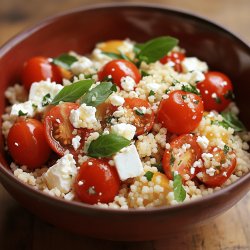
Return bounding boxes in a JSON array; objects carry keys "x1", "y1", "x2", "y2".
[
  {"x1": 123, "y1": 98, "x2": 155, "y2": 135},
  {"x1": 157, "y1": 90, "x2": 204, "y2": 134},
  {"x1": 7, "y1": 118, "x2": 51, "y2": 169},
  {"x1": 22, "y1": 56, "x2": 62, "y2": 90},
  {"x1": 98, "y1": 59, "x2": 141, "y2": 89},
  {"x1": 162, "y1": 134, "x2": 202, "y2": 181},
  {"x1": 96, "y1": 102, "x2": 117, "y2": 128},
  {"x1": 198, "y1": 146, "x2": 236, "y2": 187},
  {"x1": 197, "y1": 71, "x2": 234, "y2": 112},
  {"x1": 74, "y1": 158, "x2": 120, "y2": 204},
  {"x1": 160, "y1": 52, "x2": 185, "y2": 72},
  {"x1": 44, "y1": 103, "x2": 91, "y2": 157}
]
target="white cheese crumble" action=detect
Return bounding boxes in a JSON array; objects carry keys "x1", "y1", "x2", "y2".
[
  {"x1": 111, "y1": 123, "x2": 136, "y2": 140},
  {"x1": 114, "y1": 145, "x2": 143, "y2": 181},
  {"x1": 70, "y1": 56, "x2": 93, "y2": 75},
  {"x1": 29, "y1": 79, "x2": 63, "y2": 112},
  {"x1": 43, "y1": 154, "x2": 77, "y2": 193},
  {"x1": 196, "y1": 136, "x2": 209, "y2": 150},
  {"x1": 69, "y1": 103, "x2": 100, "y2": 130},
  {"x1": 109, "y1": 94, "x2": 125, "y2": 106},
  {"x1": 10, "y1": 101, "x2": 35, "y2": 117},
  {"x1": 72, "y1": 135, "x2": 81, "y2": 151},
  {"x1": 181, "y1": 57, "x2": 208, "y2": 73},
  {"x1": 121, "y1": 76, "x2": 136, "y2": 91}
]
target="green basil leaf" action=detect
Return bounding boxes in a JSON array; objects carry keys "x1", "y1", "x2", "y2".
[
  {"x1": 135, "y1": 36, "x2": 179, "y2": 64},
  {"x1": 87, "y1": 134, "x2": 130, "y2": 158},
  {"x1": 181, "y1": 84, "x2": 200, "y2": 95},
  {"x1": 51, "y1": 79, "x2": 94, "y2": 105},
  {"x1": 102, "y1": 52, "x2": 123, "y2": 59},
  {"x1": 80, "y1": 82, "x2": 114, "y2": 107},
  {"x1": 221, "y1": 111, "x2": 246, "y2": 132},
  {"x1": 53, "y1": 54, "x2": 77, "y2": 70},
  {"x1": 144, "y1": 171, "x2": 154, "y2": 181},
  {"x1": 173, "y1": 174, "x2": 186, "y2": 202}
]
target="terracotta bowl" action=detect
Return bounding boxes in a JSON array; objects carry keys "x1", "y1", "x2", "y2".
[{"x1": 0, "y1": 3, "x2": 249, "y2": 241}]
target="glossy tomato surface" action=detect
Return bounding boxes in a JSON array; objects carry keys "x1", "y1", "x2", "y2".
[
  {"x1": 98, "y1": 59, "x2": 141, "y2": 89},
  {"x1": 22, "y1": 56, "x2": 62, "y2": 90},
  {"x1": 160, "y1": 52, "x2": 185, "y2": 72},
  {"x1": 44, "y1": 103, "x2": 91, "y2": 157},
  {"x1": 7, "y1": 118, "x2": 51, "y2": 169},
  {"x1": 157, "y1": 90, "x2": 204, "y2": 134},
  {"x1": 198, "y1": 146, "x2": 237, "y2": 187},
  {"x1": 162, "y1": 134, "x2": 202, "y2": 181},
  {"x1": 123, "y1": 98, "x2": 155, "y2": 135},
  {"x1": 74, "y1": 158, "x2": 120, "y2": 204},
  {"x1": 197, "y1": 71, "x2": 234, "y2": 112}
]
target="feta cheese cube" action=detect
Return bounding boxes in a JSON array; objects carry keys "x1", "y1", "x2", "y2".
[
  {"x1": 29, "y1": 79, "x2": 63, "y2": 112},
  {"x1": 69, "y1": 103, "x2": 100, "y2": 130},
  {"x1": 10, "y1": 101, "x2": 35, "y2": 117},
  {"x1": 111, "y1": 123, "x2": 136, "y2": 140},
  {"x1": 181, "y1": 57, "x2": 208, "y2": 73},
  {"x1": 114, "y1": 145, "x2": 143, "y2": 181},
  {"x1": 196, "y1": 136, "x2": 209, "y2": 150},
  {"x1": 121, "y1": 76, "x2": 136, "y2": 91},
  {"x1": 43, "y1": 154, "x2": 77, "y2": 193}
]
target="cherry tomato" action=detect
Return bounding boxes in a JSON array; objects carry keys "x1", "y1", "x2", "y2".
[
  {"x1": 123, "y1": 98, "x2": 155, "y2": 135},
  {"x1": 160, "y1": 52, "x2": 185, "y2": 72},
  {"x1": 22, "y1": 56, "x2": 62, "y2": 90},
  {"x1": 197, "y1": 71, "x2": 234, "y2": 112},
  {"x1": 96, "y1": 102, "x2": 117, "y2": 128},
  {"x1": 7, "y1": 118, "x2": 51, "y2": 169},
  {"x1": 74, "y1": 158, "x2": 120, "y2": 204},
  {"x1": 98, "y1": 59, "x2": 141, "y2": 89},
  {"x1": 198, "y1": 146, "x2": 236, "y2": 187},
  {"x1": 44, "y1": 103, "x2": 91, "y2": 157},
  {"x1": 157, "y1": 90, "x2": 204, "y2": 134},
  {"x1": 162, "y1": 134, "x2": 202, "y2": 181}
]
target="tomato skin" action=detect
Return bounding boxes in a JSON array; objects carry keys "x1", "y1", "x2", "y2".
[
  {"x1": 160, "y1": 52, "x2": 185, "y2": 72},
  {"x1": 7, "y1": 118, "x2": 51, "y2": 169},
  {"x1": 123, "y1": 98, "x2": 155, "y2": 135},
  {"x1": 198, "y1": 147, "x2": 236, "y2": 187},
  {"x1": 22, "y1": 56, "x2": 62, "y2": 90},
  {"x1": 162, "y1": 134, "x2": 202, "y2": 181},
  {"x1": 74, "y1": 159, "x2": 120, "y2": 204},
  {"x1": 98, "y1": 59, "x2": 141, "y2": 89},
  {"x1": 157, "y1": 90, "x2": 204, "y2": 134},
  {"x1": 197, "y1": 71, "x2": 234, "y2": 112},
  {"x1": 44, "y1": 103, "x2": 91, "y2": 157}
]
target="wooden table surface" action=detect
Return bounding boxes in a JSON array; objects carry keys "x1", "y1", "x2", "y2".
[{"x1": 1, "y1": 0, "x2": 250, "y2": 249}]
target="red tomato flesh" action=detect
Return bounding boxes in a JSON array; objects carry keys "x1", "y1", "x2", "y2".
[
  {"x1": 162, "y1": 134, "x2": 202, "y2": 181},
  {"x1": 157, "y1": 90, "x2": 204, "y2": 134},
  {"x1": 74, "y1": 158, "x2": 120, "y2": 204},
  {"x1": 160, "y1": 52, "x2": 185, "y2": 72},
  {"x1": 7, "y1": 118, "x2": 51, "y2": 169}
]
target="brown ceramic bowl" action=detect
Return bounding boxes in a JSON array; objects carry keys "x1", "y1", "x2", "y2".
[{"x1": 0, "y1": 3, "x2": 249, "y2": 241}]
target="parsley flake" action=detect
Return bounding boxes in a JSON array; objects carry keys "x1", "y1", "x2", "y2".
[
  {"x1": 18, "y1": 110, "x2": 28, "y2": 116},
  {"x1": 144, "y1": 171, "x2": 154, "y2": 181}
]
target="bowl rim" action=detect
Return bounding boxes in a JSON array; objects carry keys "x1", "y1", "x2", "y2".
[{"x1": 0, "y1": 2, "x2": 249, "y2": 215}]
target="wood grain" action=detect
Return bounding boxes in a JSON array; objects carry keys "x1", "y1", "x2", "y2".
[{"x1": 0, "y1": 0, "x2": 249, "y2": 249}]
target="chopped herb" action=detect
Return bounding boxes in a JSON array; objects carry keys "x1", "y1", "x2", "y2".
[
  {"x1": 42, "y1": 93, "x2": 51, "y2": 107},
  {"x1": 178, "y1": 160, "x2": 183, "y2": 166},
  {"x1": 165, "y1": 89, "x2": 170, "y2": 94},
  {"x1": 144, "y1": 171, "x2": 154, "y2": 181},
  {"x1": 223, "y1": 145, "x2": 230, "y2": 154},
  {"x1": 182, "y1": 95, "x2": 187, "y2": 100},
  {"x1": 106, "y1": 116, "x2": 115, "y2": 124},
  {"x1": 135, "y1": 108, "x2": 144, "y2": 116},
  {"x1": 181, "y1": 84, "x2": 200, "y2": 95},
  {"x1": 87, "y1": 134, "x2": 130, "y2": 158},
  {"x1": 215, "y1": 166, "x2": 221, "y2": 170},
  {"x1": 170, "y1": 153, "x2": 176, "y2": 167},
  {"x1": 224, "y1": 90, "x2": 235, "y2": 100},
  {"x1": 193, "y1": 99, "x2": 200, "y2": 104},
  {"x1": 53, "y1": 53, "x2": 77, "y2": 70},
  {"x1": 80, "y1": 82, "x2": 115, "y2": 107},
  {"x1": 152, "y1": 163, "x2": 164, "y2": 173},
  {"x1": 51, "y1": 79, "x2": 94, "y2": 105},
  {"x1": 149, "y1": 90, "x2": 155, "y2": 96},
  {"x1": 141, "y1": 70, "x2": 150, "y2": 77},
  {"x1": 173, "y1": 174, "x2": 186, "y2": 202},
  {"x1": 134, "y1": 36, "x2": 179, "y2": 64},
  {"x1": 84, "y1": 74, "x2": 94, "y2": 79},
  {"x1": 214, "y1": 96, "x2": 222, "y2": 104},
  {"x1": 18, "y1": 110, "x2": 28, "y2": 116},
  {"x1": 32, "y1": 104, "x2": 38, "y2": 110}
]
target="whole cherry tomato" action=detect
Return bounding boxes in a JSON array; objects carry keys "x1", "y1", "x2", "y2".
[
  {"x1": 162, "y1": 134, "x2": 202, "y2": 181},
  {"x1": 123, "y1": 98, "x2": 155, "y2": 135},
  {"x1": 98, "y1": 59, "x2": 141, "y2": 89},
  {"x1": 22, "y1": 56, "x2": 62, "y2": 90},
  {"x1": 198, "y1": 146, "x2": 236, "y2": 187},
  {"x1": 160, "y1": 52, "x2": 185, "y2": 72},
  {"x1": 74, "y1": 158, "x2": 120, "y2": 204},
  {"x1": 197, "y1": 71, "x2": 234, "y2": 112},
  {"x1": 7, "y1": 118, "x2": 51, "y2": 169},
  {"x1": 157, "y1": 90, "x2": 204, "y2": 134},
  {"x1": 44, "y1": 103, "x2": 91, "y2": 157}
]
